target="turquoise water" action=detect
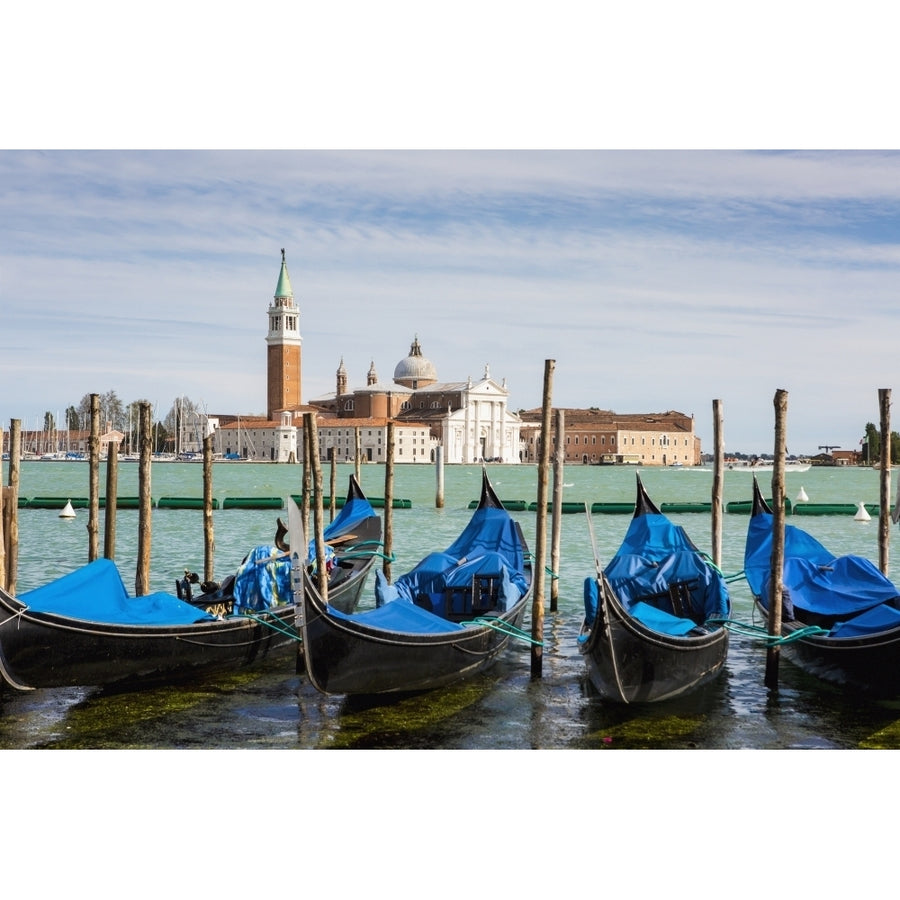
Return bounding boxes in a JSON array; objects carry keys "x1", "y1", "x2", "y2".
[{"x1": 3, "y1": 459, "x2": 900, "y2": 750}]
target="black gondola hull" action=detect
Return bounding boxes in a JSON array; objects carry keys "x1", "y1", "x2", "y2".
[{"x1": 580, "y1": 579, "x2": 728, "y2": 703}]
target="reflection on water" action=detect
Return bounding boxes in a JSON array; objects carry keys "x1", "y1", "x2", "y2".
[{"x1": 2, "y1": 461, "x2": 900, "y2": 750}]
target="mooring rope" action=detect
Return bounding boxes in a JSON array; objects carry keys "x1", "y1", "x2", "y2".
[
  {"x1": 462, "y1": 616, "x2": 543, "y2": 646},
  {"x1": 706, "y1": 618, "x2": 830, "y2": 645},
  {"x1": 236, "y1": 611, "x2": 302, "y2": 641}
]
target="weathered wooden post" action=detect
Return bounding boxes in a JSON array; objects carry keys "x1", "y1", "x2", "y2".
[
  {"x1": 305, "y1": 412, "x2": 328, "y2": 602},
  {"x1": 879, "y1": 388, "x2": 891, "y2": 575},
  {"x1": 0, "y1": 425, "x2": 5, "y2": 590},
  {"x1": 532, "y1": 359, "x2": 554, "y2": 678},
  {"x1": 88, "y1": 393, "x2": 101, "y2": 562},
  {"x1": 5, "y1": 420, "x2": 21, "y2": 594},
  {"x1": 135, "y1": 401, "x2": 153, "y2": 596},
  {"x1": 203, "y1": 433, "x2": 215, "y2": 583},
  {"x1": 301, "y1": 420, "x2": 311, "y2": 540},
  {"x1": 383, "y1": 420, "x2": 395, "y2": 583},
  {"x1": 435, "y1": 445, "x2": 444, "y2": 508},
  {"x1": 765, "y1": 388, "x2": 788, "y2": 691},
  {"x1": 354, "y1": 427, "x2": 361, "y2": 482},
  {"x1": 550, "y1": 408, "x2": 564, "y2": 612},
  {"x1": 329, "y1": 446, "x2": 337, "y2": 522},
  {"x1": 103, "y1": 439, "x2": 118, "y2": 560},
  {"x1": 711, "y1": 399, "x2": 724, "y2": 567}
]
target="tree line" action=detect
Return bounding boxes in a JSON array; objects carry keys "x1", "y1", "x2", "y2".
[{"x1": 38, "y1": 392, "x2": 206, "y2": 455}]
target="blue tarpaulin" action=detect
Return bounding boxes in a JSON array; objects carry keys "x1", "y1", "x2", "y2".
[{"x1": 19, "y1": 559, "x2": 215, "y2": 626}]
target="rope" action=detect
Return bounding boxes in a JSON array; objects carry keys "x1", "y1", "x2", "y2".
[
  {"x1": 462, "y1": 616, "x2": 543, "y2": 646},
  {"x1": 706, "y1": 618, "x2": 830, "y2": 645},
  {"x1": 236, "y1": 610, "x2": 302, "y2": 642}
]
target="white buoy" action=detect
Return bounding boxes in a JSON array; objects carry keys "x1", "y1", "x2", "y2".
[
  {"x1": 854, "y1": 502, "x2": 871, "y2": 522},
  {"x1": 59, "y1": 499, "x2": 76, "y2": 518},
  {"x1": 796, "y1": 486, "x2": 809, "y2": 503}
]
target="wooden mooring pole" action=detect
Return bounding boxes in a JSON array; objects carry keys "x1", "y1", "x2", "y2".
[
  {"x1": 0, "y1": 425, "x2": 5, "y2": 591},
  {"x1": 711, "y1": 399, "x2": 724, "y2": 567},
  {"x1": 135, "y1": 401, "x2": 153, "y2": 597},
  {"x1": 305, "y1": 412, "x2": 328, "y2": 602},
  {"x1": 765, "y1": 388, "x2": 788, "y2": 691},
  {"x1": 329, "y1": 447, "x2": 337, "y2": 522},
  {"x1": 532, "y1": 359, "x2": 555, "y2": 678},
  {"x1": 878, "y1": 388, "x2": 891, "y2": 576},
  {"x1": 5, "y1": 420, "x2": 21, "y2": 594},
  {"x1": 550, "y1": 408, "x2": 564, "y2": 612},
  {"x1": 435, "y1": 445, "x2": 444, "y2": 509},
  {"x1": 88, "y1": 394, "x2": 100, "y2": 562},
  {"x1": 103, "y1": 440, "x2": 118, "y2": 560},
  {"x1": 203, "y1": 433, "x2": 215, "y2": 583},
  {"x1": 383, "y1": 420, "x2": 395, "y2": 584}
]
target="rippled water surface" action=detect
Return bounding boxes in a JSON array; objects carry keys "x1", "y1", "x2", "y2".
[{"x1": 4, "y1": 459, "x2": 900, "y2": 752}]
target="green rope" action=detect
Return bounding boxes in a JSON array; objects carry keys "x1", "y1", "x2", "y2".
[
  {"x1": 461, "y1": 616, "x2": 543, "y2": 646},
  {"x1": 236, "y1": 611, "x2": 302, "y2": 642},
  {"x1": 706, "y1": 618, "x2": 830, "y2": 645}
]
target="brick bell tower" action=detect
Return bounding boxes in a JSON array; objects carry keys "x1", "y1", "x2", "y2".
[{"x1": 266, "y1": 249, "x2": 302, "y2": 420}]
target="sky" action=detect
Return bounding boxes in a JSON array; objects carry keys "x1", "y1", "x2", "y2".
[{"x1": 3, "y1": 5, "x2": 900, "y2": 458}]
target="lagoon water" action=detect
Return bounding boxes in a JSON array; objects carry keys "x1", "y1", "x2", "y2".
[{"x1": 3, "y1": 458, "x2": 900, "y2": 751}]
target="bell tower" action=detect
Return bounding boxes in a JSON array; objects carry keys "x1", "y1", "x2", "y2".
[{"x1": 266, "y1": 249, "x2": 302, "y2": 420}]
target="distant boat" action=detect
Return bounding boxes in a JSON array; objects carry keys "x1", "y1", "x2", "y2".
[{"x1": 727, "y1": 458, "x2": 811, "y2": 473}]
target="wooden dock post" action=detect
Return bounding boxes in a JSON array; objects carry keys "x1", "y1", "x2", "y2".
[
  {"x1": 435, "y1": 445, "x2": 445, "y2": 508},
  {"x1": 103, "y1": 439, "x2": 118, "y2": 560},
  {"x1": 0, "y1": 426, "x2": 5, "y2": 591},
  {"x1": 711, "y1": 399, "x2": 724, "y2": 566},
  {"x1": 203, "y1": 433, "x2": 215, "y2": 583},
  {"x1": 532, "y1": 359, "x2": 555, "y2": 678},
  {"x1": 135, "y1": 401, "x2": 153, "y2": 597},
  {"x1": 878, "y1": 388, "x2": 891, "y2": 575},
  {"x1": 301, "y1": 421, "x2": 311, "y2": 541},
  {"x1": 5, "y1": 420, "x2": 21, "y2": 594},
  {"x1": 354, "y1": 427, "x2": 361, "y2": 482},
  {"x1": 765, "y1": 389, "x2": 788, "y2": 691},
  {"x1": 329, "y1": 446, "x2": 337, "y2": 522},
  {"x1": 550, "y1": 408, "x2": 564, "y2": 612},
  {"x1": 88, "y1": 394, "x2": 100, "y2": 562},
  {"x1": 305, "y1": 412, "x2": 328, "y2": 602},
  {"x1": 383, "y1": 420, "x2": 395, "y2": 583}
]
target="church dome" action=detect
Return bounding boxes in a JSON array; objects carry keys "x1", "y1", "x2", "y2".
[{"x1": 393, "y1": 336, "x2": 437, "y2": 388}]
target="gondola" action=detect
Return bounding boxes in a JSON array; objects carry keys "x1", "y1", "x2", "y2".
[
  {"x1": 297, "y1": 469, "x2": 533, "y2": 696},
  {"x1": 744, "y1": 475, "x2": 900, "y2": 696},
  {"x1": 0, "y1": 474, "x2": 381, "y2": 692},
  {"x1": 578, "y1": 474, "x2": 731, "y2": 703}
]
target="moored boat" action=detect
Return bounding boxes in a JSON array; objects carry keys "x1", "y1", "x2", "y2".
[
  {"x1": 297, "y1": 469, "x2": 533, "y2": 696},
  {"x1": 578, "y1": 474, "x2": 731, "y2": 703},
  {"x1": 0, "y1": 474, "x2": 381, "y2": 692},
  {"x1": 744, "y1": 476, "x2": 900, "y2": 696}
]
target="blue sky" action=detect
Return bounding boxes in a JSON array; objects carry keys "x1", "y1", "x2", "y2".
[
  {"x1": 3, "y1": 5, "x2": 900, "y2": 456},
  {"x1": 3, "y1": 148, "x2": 900, "y2": 455}
]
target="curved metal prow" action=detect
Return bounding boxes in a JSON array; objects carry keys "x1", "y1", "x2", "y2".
[
  {"x1": 634, "y1": 472, "x2": 662, "y2": 517},
  {"x1": 751, "y1": 475, "x2": 774, "y2": 516}
]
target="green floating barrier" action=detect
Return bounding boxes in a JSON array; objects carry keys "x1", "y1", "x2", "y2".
[
  {"x1": 467, "y1": 499, "x2": 528, "y2": 511},
  {"x1": 158, "y1": 497, "x2": 220, "y2": 510},
  {"x1": 368, "y1": 498, "x2": 412, "y2": 509},
  {"x1": 28, "y1": 497, "x2": 89, "y2": 509},
  {"x1": 18, "y1": 497, "x2": 29, "y2": 508},
  {"x1": 726, "y1": 498, "x2": 793, "y2": 514},
  {"x1": 290, "y1": 495, "x2": 348, "y2": 508},
  {"x1": 28, "y1": 496, "x2": 155, "y2": 509},
  {"x1": 528, "y1": 501, "x2": 587, "y2": 513},
  {"x1": 660, "y1": 502, "x2": 712, "y2": 513},
  {"x1": 590, "y1": 502, "x2": 636, "y2": 514},
  {"x1": 793, "y1": 503, "x2": 879, "y2": 516},
  {"x1": 222, "y1": 497, "x2": 284, "y2": 510}
]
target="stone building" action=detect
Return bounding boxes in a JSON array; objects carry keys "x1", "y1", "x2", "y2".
[{"x1": 518, "y1": 408, "x2": 701, "y2": 466}]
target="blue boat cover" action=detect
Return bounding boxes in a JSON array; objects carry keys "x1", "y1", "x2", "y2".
[
  {"x1": 600, "y1": 512, "x2": 731, "y2": 627},
  {"x1": 359, "y1": 501, "x2": 528, "y2": 634},
  {"x1": 19, "y1": 559, "x2": 215, "y2": 625},
  {"x1": 323, "y1": 493, "x2": 377, "y2": 541},
  {"x1": 745, "y1": 510, "x2": 900, "y2": 635}
]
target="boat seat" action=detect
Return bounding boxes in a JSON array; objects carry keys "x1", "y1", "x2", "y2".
[{"x1": 444, "y1": 575, "x2": 500, "y2": 620}]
